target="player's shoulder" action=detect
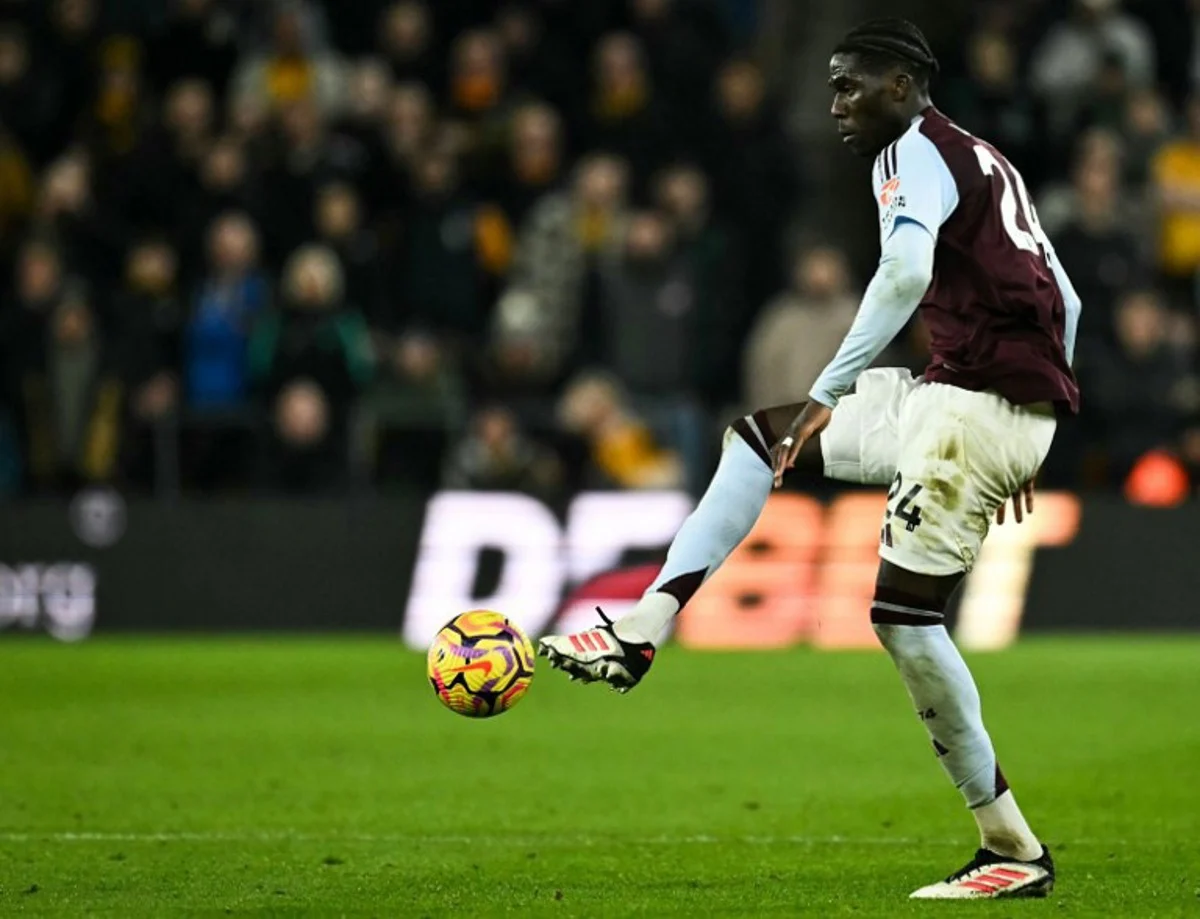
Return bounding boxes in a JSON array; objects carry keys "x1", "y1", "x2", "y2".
[
  {"x1": 873, "y1": 115, "x2": 953, "y2": 191},
  {"x1": 911, "y1": 108, "x2": 991, "y2": 191},
  {"x1": 915, "y1": 107, "x2": 976, "y2": 150}
]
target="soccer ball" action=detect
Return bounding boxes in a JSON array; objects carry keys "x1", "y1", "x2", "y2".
[{"x1": 427, "y1": 610, "x2": 535, "y2": 717}]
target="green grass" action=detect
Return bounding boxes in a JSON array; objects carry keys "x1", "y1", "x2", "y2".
[{"x1": 0, "y1": 637, "x2": 1198, "y2": 917}]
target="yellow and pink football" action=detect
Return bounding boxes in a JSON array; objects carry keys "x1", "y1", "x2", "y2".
[{"x1": 427, "y1": 610, "x2": 535, "y2": 717}]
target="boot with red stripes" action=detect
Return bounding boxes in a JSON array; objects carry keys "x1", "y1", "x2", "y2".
[
  {"x1": 909, "y1": 846, "x2": 1055, "y2": 899},
  {"x1": 537, "y1": 608, "x2": 656, "y2": 693}
]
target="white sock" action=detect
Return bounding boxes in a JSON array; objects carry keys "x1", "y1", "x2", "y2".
[
  {"x1": 973, "y1": 791, "x2": 1042, "y2": 861},
  {"x1": 873, "y1": 621, "x2": 1041, "y2": 860},
  {"x1": 614, "y1": 428, "x2": 773, "y2": 646}
]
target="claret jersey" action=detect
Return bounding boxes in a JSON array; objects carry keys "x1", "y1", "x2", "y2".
[{"x1": 874, "y1": 107, "x2": 1080, "y2": 414}]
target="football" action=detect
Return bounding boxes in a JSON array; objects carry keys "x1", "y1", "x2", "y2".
[{"x1": 427, "y1": 610, "x2": 536, "y2": 717}]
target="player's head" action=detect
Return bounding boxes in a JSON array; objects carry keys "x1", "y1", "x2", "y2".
[{"x1": 829, "y1": 19, "x2": 938, "y2": 158}]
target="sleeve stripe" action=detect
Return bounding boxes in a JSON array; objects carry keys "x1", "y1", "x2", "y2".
[
  {"x1": 891, "y1": 142, "x2": 898, "y2": 177},
  {"x1": 879, "y1": 142, "x2": 898, "y2": 180}
]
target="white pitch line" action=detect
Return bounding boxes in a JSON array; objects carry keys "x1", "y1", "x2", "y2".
[{"x1": 0, "y1": 832, "x2": 1120, "y2": 847}]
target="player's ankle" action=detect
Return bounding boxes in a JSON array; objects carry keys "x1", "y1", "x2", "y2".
[
  {"x1": 980, "y1": 834, "x2": 1042, "y2": 862},
  {"x1": 975, "y1": 791, "x2": 1042, "y2": 861},
  {"x1": 611, "y1": 620, "x2": 655, "y2": 647},
  {"x1": 612, "y1": 593, "x2": 677, "y2": 647}
]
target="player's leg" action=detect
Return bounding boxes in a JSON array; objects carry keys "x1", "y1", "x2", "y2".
[
  {"x1": 538, "y1": 367, "x2": 917, "y2": 689},
  {"x1": 870, "y1": 560, "x2": 1052, "y2": 898},
  {"x1": 538, "y1": 402, "x2": 815, "y2": 688},
  {"x1": 614, "y1": 402, "x2": 818, "y2": 644},
  {"x1": 874, "y1": 384, "x2": 1057, "y2": 899}
]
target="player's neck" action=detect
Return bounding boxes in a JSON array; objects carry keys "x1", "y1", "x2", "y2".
[
  {"x1": 881, "y1": 97, "x2": 933, "y2": 146},
  {"x1": 902, "y1": 95, "x2": 933, "y2": 122}
]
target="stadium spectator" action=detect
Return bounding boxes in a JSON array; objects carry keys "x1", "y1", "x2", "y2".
[
  {"x1": 0, "y1": 24, "x2": 61, "y2": 167},
  {"x1": 1036, "y1": 128, "x2": 1135, "y2": 238},
  {"x1": 396, "y1": 148, "x2": 510, "y2": 350},
  {"x1": 1050, "y1": 144, "x2": 1146, "y2": 347},
  {"x1": 1121, "y1": 86, "x2": 1172, "y2": 186},
  {"x1": 447, "y1": 29, "x2": 510, "y2": 124},
  {"x1": 184, "y1": 212, "x2": 268, "y2": 411},
  {"x1": 1081, "y1": 289, "x2": 1198, "y2": 482},
  {"x1": 442, "y1": 403, "x2": 563, "y2": 499},
  {"x1": 45, "y1": 0, "x2": 103, "y2": 158},
  {"x1": 260, "y1": 98, "x2": 369, "y2": 264},
  {"x1": 179, "y1": 137, "x2": 261, "y2": 285},
  {"x1": 231, "y1": 3, "x2": 346, "y2": 117},
  {"x1": 488, "y1": 101, "x2": 566, "y2": 230},
  {"x1": 586, "y1": 33, "x2": 669, "y2": 189},
  {"x1": 703, "y1": 58, "x2": 799, "y2": 309},
  {"x1": 590, "y1": 206, "x2": 709, "y2": 490},
  {"x1": 110, "y1": 77, "x2": 215, "y2": 235},
  {"x1": 593, "y1": 208, "x2": 697, "y2": 396},
  {"x1": 32, "y1": 151, "x2": 127, "y2": 291},
  {"x1": 365, "y1": 326, "x2": 468, "y2": 490},
  {"x1": 496, "y1": 153, "x2": 631, "y2": 389},
  {"x1": 557, "y1": 370, "x2": 685, "y2": 490},
  {"x1": 493, "y1": 2, "x2": 581, "y2": 130},
  {"x1": 313, "y1": 182, "x2": 385, "y2": 321},
  {"x1": 378, "y1": 0, "x2": 440, "y2": 92},
  {"x1": 84, "y1": 37, "x2": 150, "y2": 162},
  {"x1": 653, "y1": 162, "x2": 745, "y2": 405},
  {"x1": 742, "y1": 245, "x2": 859, "y2": 411},
  {"x1": 251, "y1": 244, "x2": 373, "y2": 492},
  {"x1": 627, "y1": 0, "x2": 730, "y2": 148},
  {"x1": 333, "y1": 58, "x2": 393, "y2": 198},
  {"x1": 1030, "y1": 0, "x2": 1155, "y2": 141},
  {"x1": 382, "y1": 80, "x2": 435, "y2": 181},
  {"x1": 111, "y1": 238, "x2": 183, "y2": 489},
  {"x1": 2, "y1": 238, "x2": 119, "y2": 491},
  {"x1": 1152, "y1": 93, "x2": 1200, "y2": 300}
]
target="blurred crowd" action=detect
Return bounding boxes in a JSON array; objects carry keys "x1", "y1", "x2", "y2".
[{"x1": 4, "y1": 0, "x2": 1200, "y2": 502}]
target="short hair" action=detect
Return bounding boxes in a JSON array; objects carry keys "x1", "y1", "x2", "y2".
[{"x1": 834, "y1": 19, "x2": 939, "y2": 89}]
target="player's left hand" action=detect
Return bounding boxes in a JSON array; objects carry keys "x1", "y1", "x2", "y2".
[
  {"x1": 771, "y1": 402, "x2": 833, "y2": 488},
  {"x1": 995, "y1": 479, "x2": 1035, "y2": 525}
]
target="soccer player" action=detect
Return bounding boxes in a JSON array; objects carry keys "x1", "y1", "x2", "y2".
[{"x1": 539, "y1": 19, "x2": 1081, "y2": 900}]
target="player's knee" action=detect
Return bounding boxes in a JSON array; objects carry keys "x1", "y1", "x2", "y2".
[
  {"x1": 725, "y1": 415, "x2": 772, "y2": 469},
  {"x1": 870, "y1": 560, "x2": 962, "y2": 628}
]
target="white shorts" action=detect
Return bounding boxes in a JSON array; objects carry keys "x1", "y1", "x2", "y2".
[{"x1": 820, "y1": 368, "x2": 1056, "y2": 576}]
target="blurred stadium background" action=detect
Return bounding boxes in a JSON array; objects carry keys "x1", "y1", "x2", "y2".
[
  {"x1": 2, "y1": 0, "x2": 1200, "y2": 641},
  {"x1": 1, "y1": 0, "x2": 1200, "y2": 915}
]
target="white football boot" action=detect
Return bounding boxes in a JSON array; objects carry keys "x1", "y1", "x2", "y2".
[
  {"x1": 910, "y1": 846, "x2": 1055, "y2": 899},
  {"x1": 537, "y1": 608, "x2": 656, "y2": 692}
]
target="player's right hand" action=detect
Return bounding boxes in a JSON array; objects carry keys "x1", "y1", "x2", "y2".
[
  {"x1": 996, "y1": 479, "x2": 1035, "y2": 525},
  {"x1": 771, "y1": 402, "x2": 833, "y2": 488}
]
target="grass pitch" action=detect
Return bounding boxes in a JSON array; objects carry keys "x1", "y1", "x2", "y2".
[{"x1": 0, "y1": 636, "x2": 1197, "y2": 917}]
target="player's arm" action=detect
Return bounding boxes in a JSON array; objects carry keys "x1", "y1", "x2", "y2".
[
  {"x1": 772, "y1": 133, "x2": 958, "y2": 484},
  {"x1": 810, "y1": 134, "x2": 957, "y2": 409},
  {"x1": 807, "y1": 221, "x2": 934, "y2": 408}
]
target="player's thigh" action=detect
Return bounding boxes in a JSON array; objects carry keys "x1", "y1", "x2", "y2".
[
  {"x1": 819, "y1": 367, "x2": 919, "y2": 486},
  {"x1": 879, "y1": 383, "x2": 1056, "y2": 576}
]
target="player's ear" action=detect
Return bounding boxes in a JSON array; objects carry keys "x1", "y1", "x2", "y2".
[{"x1": 892, "y1": 71, "x2": 912, "y2": 102}]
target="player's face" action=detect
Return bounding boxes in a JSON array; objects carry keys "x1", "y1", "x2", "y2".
[{"x1": 828, "y1": 53, "x2": 903, "y2": 158}]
